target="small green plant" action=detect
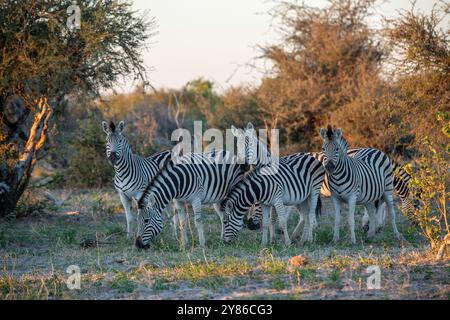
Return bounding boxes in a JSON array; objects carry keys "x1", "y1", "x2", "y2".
[
  {"x1": 60, "y1": 228, "x2": 77, "y2": 245},
  {"x1": 272, "y1": 276, "x2": 286, "y2": 291},
  {"x1": 110, "y1": 272, "x2": 136, "y2": 293},
  {"x1": 327, "y1": 269, "x2": 342, "y2": 288}
]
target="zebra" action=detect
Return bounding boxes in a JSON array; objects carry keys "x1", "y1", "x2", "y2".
[
  {"x1": 240, "y1": 124, "x2": 415, "y2": 233},
  {"x1": 134, "y1": 150, "x2": 258, "y2": 248},
  {"x1": 102, "y1": 120, "x2": 174, "y2": 238},
  {"x1": 320, "y1": 125, "x2": 401, "y2": 244},
  {"x1": 222, "y1": 152, "x2": 325, "y2": 246}
]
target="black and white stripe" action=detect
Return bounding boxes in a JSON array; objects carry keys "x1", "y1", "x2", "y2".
[
  {"x1": 247, "y1": 147, "x2": 415, "y2": 232},
  {"x1": 135, "y1": 150, "x2": 258, "y2": 248},
  {"x1": 222, "y1": 153, "x2": 325, "y2": 246},
  {"x1": 320, "y1": 126, "x2": 401, "y2": 243},
  {"x1": 102, "y1": 120, "x2": 171, "y2": 238}
]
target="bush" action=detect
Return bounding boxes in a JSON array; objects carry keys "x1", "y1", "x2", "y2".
[
  {"x1": 65, "y1": 116, "x2": 114, "y2": 188},
  {"x1": 406, "y1": 112, "x2": 449, "y2": 255}
]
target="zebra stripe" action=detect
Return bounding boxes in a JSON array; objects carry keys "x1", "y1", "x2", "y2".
[
  {"x1": 248, "y1": 149, "x2": 415, "y2": 230},
  {"x1": 320, "y1": 126, "x2": 401, "y2": 243},
  {"x1": 102, "y1": 121, "x2": 172, "y2": 238},
  {"x1": 135, "y1": 150, "x2": 257, "y2": 248},
  {"x1": 223, "y1": 153, "x2": 325, "y2": 246}
]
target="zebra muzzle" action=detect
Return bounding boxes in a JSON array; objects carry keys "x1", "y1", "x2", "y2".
[
  {"x1": 135, "y1": 236, "x2": 149, "y2": 249},
  {"x1": 246, "y1": 217, "x2": 261, "y2": 230}
]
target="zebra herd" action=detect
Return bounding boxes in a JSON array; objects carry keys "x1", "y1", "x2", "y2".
[{"x1": 102, "y1": 121, "x2": 412, "y2": 249}]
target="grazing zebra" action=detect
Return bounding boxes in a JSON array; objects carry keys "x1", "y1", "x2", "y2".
[
  {"x1": 135, "y1": 150, "x2": 257, "y2": 248},
  {"x1": 241, "y1": 128, "x2": 415, "y2": 234},
  {"x1": 102, "y1": 120, "x2": 173, "y2": 238},
  {"x1": 320, "y1": 125, "x2": 401, "y2": 244},
  {"x1": 361, "y1": 161, "x2": 417, "y2": 230},
  {"x1": 222, "y1": 153, "x2": 325, "y2": 246}
]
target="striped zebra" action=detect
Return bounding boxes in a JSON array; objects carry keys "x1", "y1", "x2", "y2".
[
  {"x1": 222, "y1": 153, "x2": 325, "y2": 246},
  {"x1": 102, "y1": 120, "x2": 175, "y2": 238},
  {"x1": 134, "y1": 150, "x2": 258, "y2": 248},
  {"x1": 240, "y1": 124, "x2": 415, "y2": 233},
  {"x1": 320, "y1": 125, "x2": 401, "y2": 244}
]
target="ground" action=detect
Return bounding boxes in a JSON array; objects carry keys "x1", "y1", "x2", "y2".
[{"x1": 0, "y1": 189, "x2": 448, "y2": 300}]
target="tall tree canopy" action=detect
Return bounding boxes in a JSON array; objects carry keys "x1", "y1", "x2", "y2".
[{"x1": 0, "y1": 0, "x2": 154, "y2": 215}]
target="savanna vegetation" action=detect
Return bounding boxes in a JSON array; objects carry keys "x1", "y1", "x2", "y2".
[{"x1": 0, "y1": 0, "x2": 448, "y2": 299}]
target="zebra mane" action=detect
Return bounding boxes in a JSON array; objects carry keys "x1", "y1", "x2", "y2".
[
  {"x1": 326, "y1": 125, "x2": 349, "y2": 150},
  {"x1": 109, "y1": 121, "x2": 116, "y2": 132},
  {"x1": 326, "y1": 125, "x2": 333, "y2": 139},
  {"x1": 137, "y1": 155, "x2": 173, "y2": 208}
]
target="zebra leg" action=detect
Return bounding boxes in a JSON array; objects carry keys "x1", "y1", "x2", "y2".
[
  {"x1": 376, "y1": 201, "x2": 386, "y2": 232},
  {"x1": 383, "y1": 191, "x2": 401, "y2": 240},
  {"x1": 119, "y1": 192, "x2": 134, "y2": 239},
  {"x1": 168, "y1": 202, "x2": 178, "y2": 239},
  {"x1": 191, "y1": 198, "x2": 206, "y2": 247},
  {"x1": 347, "y1": 195, "x2": 357, "y2": 245},
  {"x1": 213, "y1": 203, "x2": 225, "y2": 239},
  {"x1": 291, "y1": 204, "x2": 306, "y2": 241},
  {"x1": 261, "y1": 205, "x2": 271, "y2": 246},
  {"x1": 174, "y1": 201, "x2": 188, "y2": 249},
  {"x1": 362, "y1": 207, "x2": 370, "y2": 232},
  {"x1": 305, "y1": 192, "x2": 319, "y2": 243},
  {"x1": 331, "y1": 195, "x2": 341, "y2": 244},
  {"x1": 273, "y1": 199, "x2": 291, "y2": 247},
  {"x1": 364, "y1": 202, "x2": 377, "y2": 239},
  {"x1": 269, "y1": 207, "x2": 276, "y2": 244},
  {"x1": 299, "y1": 202, "x2": 311, "y2": 245}
]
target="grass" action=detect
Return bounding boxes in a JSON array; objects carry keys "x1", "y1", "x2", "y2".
[
  {"x1": 0, "y1": 188, "x2": 448, "y2": 300},
  {"x1": 110, "y1": 272, "x2": 136, "y2": 293}
]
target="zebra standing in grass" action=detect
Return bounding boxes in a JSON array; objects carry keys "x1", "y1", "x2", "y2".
[
  {"x1": 135, "y1": 150, "x2": 258, "y2": 248},
  {"x1": 102, "y1": 120, "x2": 175, "y2": 238},
  {"x1": 320, "y1": 125, "x2": 401, "y2": 244},
  {"x1": 222, "y1": 152, "x2": 325, "y2": 246},
  {"x1": 240, "y1": 123, "x2": 415, "y2": 234}
]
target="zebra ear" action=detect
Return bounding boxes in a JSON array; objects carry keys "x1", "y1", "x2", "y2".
[
  {"x1": 117, "y1": 121, "x2": 125, "y2": 134},
  {"x1": 246, "y1": 122, "x2": 254, "y2": 131},
  {"x1": 319, "y1": 128, "x2": 326, "y2": 140},
  {"x1": 102, "y1": 121, "x2": 109, "y2": 135},
  {"x1": 335, "y1": 128, "x2": 342, "y2": 140},
  {"x1": 231, "y1": 125, "x2": 242, "y2": 137}
]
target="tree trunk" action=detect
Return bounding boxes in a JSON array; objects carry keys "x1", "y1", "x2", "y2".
[{"x1": 0, "y1": 97, "x2": 52, "y2": 217}]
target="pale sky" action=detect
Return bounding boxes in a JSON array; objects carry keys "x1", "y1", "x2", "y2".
[{"x1": 130, "y1": 0, "x2": 440, "y2": 92}]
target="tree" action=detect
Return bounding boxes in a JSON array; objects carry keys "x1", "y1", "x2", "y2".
[
  {"x1": 257, "y1": 0, "x2": 384, "y2": 150},
  {"x1": 0, "y1": 0, "x2": 154, "y2": 216}
]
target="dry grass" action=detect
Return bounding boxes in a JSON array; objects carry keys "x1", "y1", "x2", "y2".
[{"x1": 0, "y1": 188, "x2": 448, "y2": 300}]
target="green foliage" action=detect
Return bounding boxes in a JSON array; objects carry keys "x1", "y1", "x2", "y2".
[
  {"x1": 65, "y1": 115, "x2": 113, "y2": 188},
  {"x1": 110, "y1": 272, "x2": 136, "y2": 293},
  {"x1": 406, "y1": 113, "x2": 449, "y2": 251},
  {"x1": 0, "y1": 0, "x2": 154, "y2": 99}
]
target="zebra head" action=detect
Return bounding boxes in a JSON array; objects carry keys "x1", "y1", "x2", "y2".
[
  {"x1": 102, "y1": 120, "x2": 127, "y2": 166},
  {"x1": 135, "y1": 193, "x2": 162, "y2": 249},
  {"x1": 231, "y1": 122, "x2": 271, "y2": 168},
  {"x1": 223, "y1": 200, "x2": 243, "y2": 243},
  {"x1": 320, "y1": 125, "x2": 344, "y2": 174}
]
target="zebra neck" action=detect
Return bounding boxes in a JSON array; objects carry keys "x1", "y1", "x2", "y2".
[
  {"x1": 237, "y1": 180, "x2": 259, "y2": 211},
  {"x1": 114, "y1": 150, "x2": 139, "y2": 179},
  {"x1": 153, "y1": 174, "x2": 178, "y2": 207},
  {"x1": 334, "y1": 149, "x2": 352, "y2": 176}
]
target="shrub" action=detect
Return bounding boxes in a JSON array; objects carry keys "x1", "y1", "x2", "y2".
[{"x1": 406, "y1": 112, "x2": 449, "y2": 256}]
